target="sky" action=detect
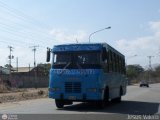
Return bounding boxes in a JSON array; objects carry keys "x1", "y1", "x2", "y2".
[{"x1": 0, "y1": 0, "x2": 160, "y2": 68}]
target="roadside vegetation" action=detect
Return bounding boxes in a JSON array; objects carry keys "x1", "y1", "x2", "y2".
[{"x1": 126, "y1": 65, "x2": 160, "y2": 84}]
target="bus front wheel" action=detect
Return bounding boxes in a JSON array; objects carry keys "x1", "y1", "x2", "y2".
[
  {"x1": 98, "y1": 87, "x2": 109, "y2": 108},
  {"x1": 55, "y1": 99, "x2": 64, "y2": 108}
]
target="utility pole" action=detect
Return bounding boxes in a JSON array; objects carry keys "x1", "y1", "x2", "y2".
[
  {"x1": 29, "y1": 45, "x2": 39, "y2": 88},
  {"x1": 8, "y1": 46, "x2": 14, "y2": 84},
  {"x1": 16, "y1": 57, "x2": 18, "y2": 72},
  {"x1": 159, "y1": 47, "x2": 160, "y2": 64},
  {"x1": 147, "y1": 56, "x2": 154, "y2": 83},
  {"x1": 147, "y1": 56, "x2": 154, "y2": 70},
  {"x1": 29, "y1": 63, "x2": 31, "y2": 83},
  {"x1": 8, "y1": 46, "x2": 14, "y2": 74},
  {"x1": 30, "y1": 45, "x2": 39, "y2": 67}
]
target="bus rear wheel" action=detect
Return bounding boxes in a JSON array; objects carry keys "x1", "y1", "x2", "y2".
[
  {"x1": 55, "y1": 99, "x2": 64, "y2": 108},
  {"x1": 112, "y1": 96, "x2": 121, "y2": 103},
  {"x1": 111, "y1": 87, "x2": 122, "y2": 103}
]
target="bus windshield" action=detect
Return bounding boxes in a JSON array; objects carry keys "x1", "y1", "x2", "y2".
[{"x1": 52, "y1": 52, "x2": 101, "y2": 69}]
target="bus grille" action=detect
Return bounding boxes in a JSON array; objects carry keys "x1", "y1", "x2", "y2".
[{"x1": 65, "y1": 82, "x2": 81, "y2": 93}]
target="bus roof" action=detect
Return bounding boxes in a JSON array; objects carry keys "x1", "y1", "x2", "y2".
[
  {"x1": 105, "y1": 44, "x2": 125, "y2": 58},
  {"x1": 52, "y1": 43, "x2": 103, "y2": 52},
  {"x1": 52, "y1": 43, "x2": 124, "y2": 58}
]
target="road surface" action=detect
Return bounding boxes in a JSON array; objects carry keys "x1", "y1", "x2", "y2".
[{"x1": 0, "y1": 83, "x2": 160, "y2": 120}]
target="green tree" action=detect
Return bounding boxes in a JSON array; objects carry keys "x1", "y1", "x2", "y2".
[
  {"x1": 37, "y1": 63, "x2": 51, "y2": 76},
  {"x1": 154, "y1": 65, "x2": 160, "y2": 77},
  {"x1": 155, "y1": 65, "x2": 160, "y2": 72},
  {"x1": 4, "y1": 64, "x2": 12, "y2": 68},
  {"x1": 126, "y1": 64, "x2": 144, "y2": 79}
]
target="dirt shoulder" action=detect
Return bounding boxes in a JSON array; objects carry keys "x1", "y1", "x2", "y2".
[{"x1": 0, "y1": 88, "x2": 48, "y2": 103}]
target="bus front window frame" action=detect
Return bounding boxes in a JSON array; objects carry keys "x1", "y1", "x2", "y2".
[{"x1": 52, "y1": 51, "x2": 101, "y2": 69}]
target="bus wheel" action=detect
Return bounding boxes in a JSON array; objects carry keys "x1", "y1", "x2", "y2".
[
  {"x1": 55, "y1": 99, "x2": 64, "y2": 108},
  {"x1": 98, "y1": 88, "x2": 109, "y2": 108},
  {"x1": 113, "y1": 96, "x2": 121, "y2": 103},
  {"x1": 98, "y1": 101, "x2": 105, "y2": 109},
  {"x1": 112, "y1": 87, "x2": 122, "y2": 103},
  {"x1": 118, "y1": 87, "x2": 123, "y2": 102}
]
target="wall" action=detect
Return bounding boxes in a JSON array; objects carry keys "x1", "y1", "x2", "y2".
[{"x1": 0, "y1": 73, "x2": 49, "y2": 88}]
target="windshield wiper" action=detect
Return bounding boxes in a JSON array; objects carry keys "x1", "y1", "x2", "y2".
[
  {"x1": 59, "y1": 62, "x2": 71, "y2": 75},
  {"x1": 64, "y1": 62, "x2": 71, "y2": 69}
]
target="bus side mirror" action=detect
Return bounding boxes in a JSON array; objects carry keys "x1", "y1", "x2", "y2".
[
  {"x1": 102, "y1": 47, "x2": 107, "y2": 61},
  {"x1": 46, "y1": 48, "x2": 51, "y2": 62}
]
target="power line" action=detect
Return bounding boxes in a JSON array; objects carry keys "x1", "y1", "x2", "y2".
[
  {"x1": 0, "y1": 0, "x2": 52, "y2": 38},
  {"x1": 0, "y1": 1, "x2": 54, "y2": 46},
  {"x1": 0, "y1": 18, "x2": 54, "y2": 42},
  {"x1": 0, "y1": 35, "x2": 35, "y2": 46},
  {"x1": 0, "y1": 1, "x2": 51, "y2": 29},
  {"x1": 0, "y1": 1, "x2": 55, "y2": 67},
  {"x1": 0, "y1": 22, "x2": 52, "y2": 47}
]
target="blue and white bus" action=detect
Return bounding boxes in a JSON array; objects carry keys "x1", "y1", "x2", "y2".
[{"x1": 47, "y1": 43, "x2": 127, "y2": 108}]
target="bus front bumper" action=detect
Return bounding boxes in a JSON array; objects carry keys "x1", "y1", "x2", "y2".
[{"x1": 48, "y1": 89, "x2": 103, "y2": 101}]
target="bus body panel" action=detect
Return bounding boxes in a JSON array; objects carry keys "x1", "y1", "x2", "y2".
[
  {"x1": 48, "y1": 43, "x2": 127, "y2": 104},
  {"x1": 49, "y1": 70, "x2": 127, "y2": 101},
  {"x1": 49, "y1": 69, "x2": 104, "y2": 100}
]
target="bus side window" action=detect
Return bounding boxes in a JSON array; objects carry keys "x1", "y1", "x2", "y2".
[
  {"x1": 118, "y1": 56, "x2": 120, "y2": 73},
  {"x1": 121, "y1": 58, "x2": 123, "y2": 74},
  {"x1": 122, "y1": 58, "x2": 125, "y2": 74},
  {"x1": 114, "y1": 54, "x2": 116, "y2": 72},
  {"x1": 102, "y1": 47, "x2": 107, "y2": 61},
  {"x1": 124, "y1": 59, "x2": 126, "y2": 74},
  {"x1": 102, "y1": 47, "x2": 109, "y2": 73},
  {"x1": 106, "y1": 51, "x2": 109, "y2": 72},
  {"x1": 112, "y1": 53, "x2": 114, "y2": 72},
  {"x1": 119, "y1": 57, "x2": 122, "y2": 73},
  {"x1": 113, "y1": 52, "x2": 115, "y2": 72},
  {"x1": 117, "y1": 55, "x2": 119, "y2": 73},
  {"x1": 115, "y1": 54, "x2": 118, "y2": 72},
  {"x1": 109, "y1": 50, "x2": 112, "y2": 72}
]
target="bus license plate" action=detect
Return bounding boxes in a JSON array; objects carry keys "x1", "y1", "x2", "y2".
[{"x1": 68, "y1": 96, "x2": 76, "y2": 100}]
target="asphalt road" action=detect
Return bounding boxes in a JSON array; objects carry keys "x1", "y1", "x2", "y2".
[{"x1": 0, "y1": 83, "x2": 160, "y2": 120}]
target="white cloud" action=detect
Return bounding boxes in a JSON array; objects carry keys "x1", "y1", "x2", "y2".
[
  {"x1": 49, "y1": 28, "x2": 87, "y2": 44},
  {"x1": 149, "y1": 21, "x2": 160, "y2": 32},
  {"x1": 0, "y1": 28, "x2": 87, "y2": 67},
  {"x1": 116, "y1": 21, "x2": 160, "y2": 67},
  {"x1": 1, "y1": 24, "x2": 160, "y2": 67}
]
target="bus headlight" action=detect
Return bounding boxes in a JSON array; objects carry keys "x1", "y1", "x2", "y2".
[{"x1": 87, "y1": 88, "x2": 97, "y2": 92}]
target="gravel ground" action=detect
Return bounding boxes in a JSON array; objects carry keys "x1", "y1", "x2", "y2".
[{"x1": 0, "y1": 88, "x2": 48, "y2": 103}]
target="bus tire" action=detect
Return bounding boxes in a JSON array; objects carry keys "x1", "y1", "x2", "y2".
[
  {"x1": 111, "y1": 87, "x2": 122, "y2": 103},
  {"x1": 98, "y1": 87, "x2": 109, "y2": 109},
  {"x1": 117, "y1": 87, "x2": 123, "y2": 102},
  {"x1": 55, "y1": 99, "x2": 64, "y2": 108},
  {"x1": 115, "y1": 96, "x2": 121, "y2": 102}
]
